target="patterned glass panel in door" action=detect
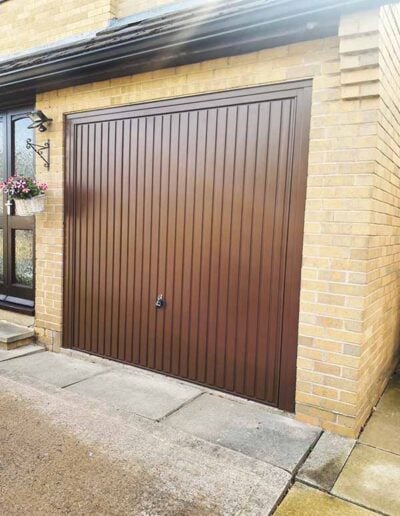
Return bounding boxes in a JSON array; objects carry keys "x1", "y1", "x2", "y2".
[
  {"x1": 13, "y1": 229, "x2": 34, "y2": 287},
  {"x1": 13, "y1": 117, "x2": 34, "y2": 177}
]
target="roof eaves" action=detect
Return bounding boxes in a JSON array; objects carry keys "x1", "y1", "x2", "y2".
[{"x1": 0, "y1": 0, "x2": 391, "y2": 107}]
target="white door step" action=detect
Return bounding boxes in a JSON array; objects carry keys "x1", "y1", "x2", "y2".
[{"x1": 0, "y1": 320, "x2": 35, "y2": 350}]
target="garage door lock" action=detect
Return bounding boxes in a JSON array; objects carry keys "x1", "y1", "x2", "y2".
[{"x1": 155, "y1": 294, "x2": 165, "y2": 309}]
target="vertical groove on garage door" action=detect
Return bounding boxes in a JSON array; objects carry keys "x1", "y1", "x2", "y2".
[{"x1": 65, "y1": 83, "x2": 311, "y2": 410}]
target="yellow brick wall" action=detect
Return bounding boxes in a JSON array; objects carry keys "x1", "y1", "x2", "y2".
[
  {"x1": 294, "y1": 9, "x2": 383, "y2": 436},
  {"x1": 296, "y1": 6, "x2": 400, "y2": 437},
  {"x1": 117, "y1": 0, "x2": 179, "y2": 18},
  {"x1": 33, "y1": 8, "x2": 400, "y2": 437},
  {"x1": 0, "y1": 0, "x2": 215, "y2": 57},
  {"x1": 296, "y1": 5, "x2": 400, "y2": 436},
  {"x1": 0, "y1": 0, "x2": 113, "y2": 56},
  {"x1": 356, "y1": 3, "x2": 400, "y2": 429}
]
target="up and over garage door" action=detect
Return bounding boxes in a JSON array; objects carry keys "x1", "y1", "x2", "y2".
[{"x1": 64, "y1": 81, "x2": 311, "y2": 411}]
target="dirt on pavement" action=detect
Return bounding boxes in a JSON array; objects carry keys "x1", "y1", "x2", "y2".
[{"x1": 0, "y1": 391, "x2": 209, "y2": 516}]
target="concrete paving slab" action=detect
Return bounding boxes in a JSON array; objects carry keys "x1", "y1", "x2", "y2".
[
  {"x1": 0, "y1": 344, "x2": 44, "y2": 362},
  {"x1": 359, "y1": 373, "x2": 400, "y2": 455},
  {"x1": 297, "y1": 431, "x2": 356, "y2": 490},
  {"x1": 0, "y1": 373, "x2": 292, "y2": 515},
  {"x1": 359, "y1": 409, "x2": 400, "y2": 456},
  {"x1": 0, "y1": 320, "x2": 34, "y2": 344},
  {"x1": 164, "y1": 393, "x2": 321, "y2": 472},
  {"x1": 376, "y1": 381, "x2": 400, "y2": 413},
  {"x1": 0, "y1": 351, "x2": 108, "y2": 388},
  {"x1": 67, "y1": 369, "x2": 202, "y2": 420},
  {"x1": 276, "y1": 482, "x2": 374, "y2": 515},
  {"x1": 332, "y1": 444, "x2": 400, "y2": 515}
]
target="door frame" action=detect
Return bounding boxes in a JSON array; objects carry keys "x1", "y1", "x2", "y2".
[
  {"x1": 0, "y1": 106, "x2": 36, "y2": 313},
  {"x1": 64, "y1": 81, "x2": 312, "y2": 412}
]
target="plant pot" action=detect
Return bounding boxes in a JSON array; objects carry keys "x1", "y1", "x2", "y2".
[{"x1": 14, "y1": 194, "x2": 46, "y2": 216}]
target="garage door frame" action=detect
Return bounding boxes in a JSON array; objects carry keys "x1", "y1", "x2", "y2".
[{"x1": 64, "y1": 80, "x2": 312, "y2": 412}]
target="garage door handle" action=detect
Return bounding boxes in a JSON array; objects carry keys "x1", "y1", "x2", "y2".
[{"x1": 155, "y1": 295, "x2": 165, "y2": 309}]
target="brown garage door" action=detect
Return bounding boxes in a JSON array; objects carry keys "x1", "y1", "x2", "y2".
[{"x1": 64, "y1": 82, "x2": 311, "y2": 411}]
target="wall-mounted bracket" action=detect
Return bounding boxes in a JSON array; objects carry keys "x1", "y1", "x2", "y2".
[{"x1": 26, "y1": 139, "x2": 50, "y2": 168}]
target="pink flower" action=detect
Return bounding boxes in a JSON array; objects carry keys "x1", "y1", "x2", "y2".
[{"x1": 0, "y1": 174, "x2": 48, "y2": 199}]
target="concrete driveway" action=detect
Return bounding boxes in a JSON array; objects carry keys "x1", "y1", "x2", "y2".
[{"x1": 0, "y1": 346, "x2": 397, "y2": 515}]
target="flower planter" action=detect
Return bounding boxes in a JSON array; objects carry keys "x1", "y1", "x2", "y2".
[
  {"x1": 14, "y1": 194, "x2": 46, "y2": 216},
  {"x1": 0, "y1": 176, "x2": 48, "y2": 216}
]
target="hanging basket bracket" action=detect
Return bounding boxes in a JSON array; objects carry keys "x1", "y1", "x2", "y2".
[{"x1": 26, "y1": 139, "x2": 50, "y2": 168}]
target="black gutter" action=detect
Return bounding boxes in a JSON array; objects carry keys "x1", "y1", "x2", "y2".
[{"x1": 0, "y1": 0, "x2": 390, "y2": 107}]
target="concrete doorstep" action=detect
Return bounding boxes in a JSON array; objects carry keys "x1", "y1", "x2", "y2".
[{"x1": 0, "y1": 320, "x2": 35, "y2": 350}]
